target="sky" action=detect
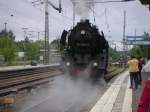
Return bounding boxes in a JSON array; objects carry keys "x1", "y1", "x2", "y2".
[{"x1": 0, "y1": 0, "x2": 150, "y2": 50}]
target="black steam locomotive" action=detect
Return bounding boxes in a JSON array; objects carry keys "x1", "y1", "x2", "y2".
[{"x1": 60, "y1": 20, "x2": 109, "y2": 79}]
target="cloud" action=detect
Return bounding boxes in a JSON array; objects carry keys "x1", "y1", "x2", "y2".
[{"x1": 0, "y1": 0, "x2": 150, "y2": 43}]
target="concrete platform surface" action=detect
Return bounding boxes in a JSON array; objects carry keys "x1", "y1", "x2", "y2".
[
  {"x1": 90, "y1": 71, "x2": 132, "y2": 112},
  {"x1": 90, "y1": 70, "x2": 150, "y2": 112},
  {"x1": 132, "y1": 72, "x2": 150, "y2": 112}
]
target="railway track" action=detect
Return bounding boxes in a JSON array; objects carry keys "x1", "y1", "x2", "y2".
[
  {"x1": 0, "y1": 65, "x2": 59, "y2": 80},
  {"x1": 0, "y1": 65, "x2": 62, "y2": 96},
  {"x1": 0, "y1": 64, "x2": 125, "y2": 96}
]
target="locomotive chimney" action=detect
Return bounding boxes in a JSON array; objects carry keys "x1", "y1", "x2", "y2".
[{"x1": 80, "y1": 19, "x2": 89, "y2": 23}]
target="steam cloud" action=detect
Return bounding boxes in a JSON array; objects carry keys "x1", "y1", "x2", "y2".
[{"x1": 71, "y1": 0, "x2": 94, "y2": 19}]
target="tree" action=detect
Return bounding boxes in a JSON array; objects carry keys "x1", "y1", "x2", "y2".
[
  {"x1": 130, "y1": 32, "x2": 150, "y2": 59},
  {"x1": 16, "y1": 40, "x2": 24, "y2": 52},
  {"x1": 16, "y1": 39, "x2": 45, "y2": 61},
  {"x1": 50, "y1": 38, "x2": 60, "y2": 51},
  {"x1": 130, "y1": 46, "x2": 144, "y2": 58},
  {"x1": 26, "y1": 41, "x2": 40, "y2": 60},
  {"x1": 0, "y1": 30, "x2": 18, "y2": 64},
  {"x1": 0, "y1": 30, "x2": 15, "y2": 40},
  {"x1": 109, "y1": 47, "x2": 120, "y2": 61},
  {"x1": 143, "y1": 31, "x2": 149, "y2": 36}
]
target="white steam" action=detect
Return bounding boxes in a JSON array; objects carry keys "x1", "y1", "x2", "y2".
[{"x1": 71, "y1": 0, "x2": 94, "y2": 20}]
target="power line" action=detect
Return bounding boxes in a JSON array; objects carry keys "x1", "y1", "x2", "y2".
[
  {"x1": 27, "y1": 0, "x2": 72, "y2": 24},
  {"x1": 30, "y1": 0, "x2": 62, "y2": 65},
  {"x1": 89, "y1": 8, "x2": 106, "y2": 22},
  {"x1": 0, "y1": 4, "x2": 44, "y2": 31},
  {"x1": 0, "y1": 1, "x2": 65, "y2": 33},
  {"x1": 23, "y1": 0, "x2": 72, "y2": 21},
  {"x1": 105, "y1": 8, "x2": 110, "y2": 33},
  {"x1": 72, "y1": 0, "x2": 135, "y2": 4},
  {"x1": 24, "y1": 0, "x2": 73, "y2": 22},
  {"x1": 0, "y1": 17, "x2": 43, "y2": 31}
]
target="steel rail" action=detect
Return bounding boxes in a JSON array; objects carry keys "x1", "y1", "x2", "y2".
[
  {"x1": 0, "y1": 64, "x2": 60, "y2": 80},
  {"x1": 0, "y1": 64, "x2": 61, "y2": 96}
]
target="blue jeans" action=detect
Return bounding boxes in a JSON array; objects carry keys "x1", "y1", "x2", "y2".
[
  {"x1": 138, "y1": 71, "x2": 142, "y2": 85},
  {"x1": 130, "y1": 72, "x2": 138, "y2": 89}
]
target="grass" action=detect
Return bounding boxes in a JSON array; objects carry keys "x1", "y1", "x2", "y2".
[{"x1": 105, "y1": 66, "x2": 126, "y2": 80}]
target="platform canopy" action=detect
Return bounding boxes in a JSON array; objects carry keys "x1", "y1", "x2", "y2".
[
  {"x1": 126, "y1": 36, "x2": 150, "y2": 45},
  {"x1": 127, "y1": 36, "x2": 150, "y2": 41}
]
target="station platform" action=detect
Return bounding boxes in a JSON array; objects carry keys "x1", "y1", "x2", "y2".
[
  {"x1": 0, "y1": 65, "x2": 32, "y2": 71},
  {"x1": 90, "y1": 68, "x2": 150, "y2": 112},
  {"x1": 0, "y1": 63, "x2": 59, "y2": 72}
]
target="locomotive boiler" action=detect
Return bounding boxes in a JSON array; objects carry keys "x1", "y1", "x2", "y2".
[{"x1": 60, "y1": 19, "x2": 109, "y2": 79}]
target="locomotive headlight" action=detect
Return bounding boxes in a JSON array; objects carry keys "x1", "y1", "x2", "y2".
[
  {"x1": 93, "y1": 62, "x2": 98, "y2": 67},
  {"x1": 66, "y1": 62, "x2": 70, "y2": 66},
  {"x1": 81, "y1": 30, "x2": 85, "y2": 35}
]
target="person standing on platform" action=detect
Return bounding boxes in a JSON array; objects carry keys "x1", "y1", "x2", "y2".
[
  {"x1": 137, "y1": 80, "x2": 150, "y2": 112},
  {"x1": 138, "y1": 56, "x2": 145, "y2": 85},
  {"x1": 127, "y1": 55, "x2": 139, "y2": 89}
]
